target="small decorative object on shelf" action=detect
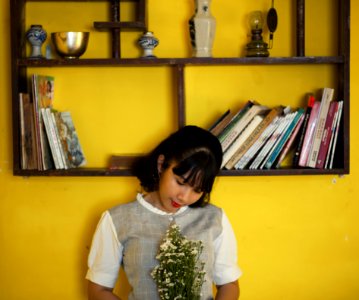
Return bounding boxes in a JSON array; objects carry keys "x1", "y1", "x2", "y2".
[
  {"x1": 51, "y1": 32, "x2": 90, "y2": 59},
  {"x1": 138, "y1": 31, "x2": 159, "y2": 58},
  {"x1": 189, "y1": 0, "x2": 216, "y2": 57},
  {"x1": 26, "y1": 25, "x2": 47, "y2": 59},
  {"x1": 245, "y1": 11, "x2": 269, "y2": 57}
]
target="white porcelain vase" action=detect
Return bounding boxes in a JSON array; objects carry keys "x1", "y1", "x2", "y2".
[{"x1": 189, "y1": 0, "x2": 216, "y2": 57}]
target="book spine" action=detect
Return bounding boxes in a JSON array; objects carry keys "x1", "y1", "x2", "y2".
[
  {"x1": 315, "y1": 101, "x2": 339, "y2": 168},
  {"x1": 328, "y1": 101, "x2": 343, "y2": 169},
  {"x1": 208, "y1": 109, "x2": 230, "y2": 132},
  {"x1": 250, "y1": 113, "x2": 291, "y2": 169},
  {"x1": 46, "y1": 108, "x2": 65, "y2": 169},
  {"x1": 41, "y1": 108, "x2": 60, "y2": 169},
  {"x1": 307, "y1": 87, "x2": 334, "y2": 168},
  {"x1": 264, "y1": 109, "x2": 304, "y2": 169},
  {"x1": 218, "y1": 101, "x2": 253, "y2": 143},
  {"x1": 32, "y1": 74, "x2": 43, "y2": 170},
  {"x1": 298, "y1": 101, "x2": 321, "y2": 167},
  {"x1": 292, "y1": 94, "x2": 315, "y2": 167},
  {"x1": 225, "y1": 107, "x2": 282, "y2": 170},
  {"x1": 221, "y1": 105, "x2": 263, "y2": 151},
  {"x1": 50, "y1": 111, "x2": 69, "y2": 169},
  {"x1": 19, "y1": 93, "x2": 26, "y2": 169},
  {"x1": 222, "y1": 114, "x2": 264, "y2": 168},
  {"x1": 276, "y1": 113, "x2": 305, "y2": 168},
  {"x1": 258, "y1": 112, "x2": 295, "y2": 169},
  {"x1": 235, "y1": 117, "x2": 280, "y2": 170}
]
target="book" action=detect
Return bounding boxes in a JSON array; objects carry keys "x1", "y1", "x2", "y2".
[
  {"x1": 224, "y1": 106, "x2": 283, "y2": 169},
  {"x1": 326, "y1": 100, "x2": 343, "y2": 169},
  {"x1": 33, "y1": 74, "x2": 55, "y2": 108},
  {"x1": 217, "y1": 100, "x2": 254, "y2": 143},
  {"x1": 307, "y1": 87, "x2": 335, "y2": 168},
  {"x1": 208, "y1": 109, "x2": 230, "y2": 132},
  {"x1": 298, "y1": 101, "x2": 321, "y2": 167},
  {"x1": 210, "y1": 110, "x2": 239, "y2": 137},
  {"x1": 315, "y1": 101, "x2": 339, "y2": 168},
  {"x1": 249, "y1": 107, "x2": 292, "y2": 169},
  {"x1": 54, "y1": 111, "x2": 86, "y2": 168},
  {"x1": 221, "y1": 114, "x2": 265, "y2": 168},
  {"x1": 50, "y1": 111, "x2": 69, "y2": 169},
  {"x1": 234, "y1": 116, "x2": 282, "y2": 170},
  {"x1": 32, "y1": 74, "x2": 55, "y2": 170},
  {"x1": 19, "y1": 93, "x2": 38, "y2": 170},
  {"x1": 275, "y1": 112, "x2": 305, "y2": 168},
  {"x1": 263, "y1": 108, "x2": 305, "y2": 169},
  {"x1": 41, "y1": 108, "x2": 62, "y2": 169},
  {"x1": 292, "y1": 94, "x2": 316, "y2": 167},
  {"x1": 221, "y1": 103, "x2": 268, "y2": 152}
]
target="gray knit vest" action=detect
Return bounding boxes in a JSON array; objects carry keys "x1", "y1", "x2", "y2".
[{"x1": 109, "y1": 199, "x2": 223, "y2": 300}]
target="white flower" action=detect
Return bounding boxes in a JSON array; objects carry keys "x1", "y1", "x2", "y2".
[{"x1": 151, "y1": 222, "x2": 206, "y2": 300}]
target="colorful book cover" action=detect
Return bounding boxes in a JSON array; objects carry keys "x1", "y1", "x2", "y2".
[
  {"x1": 292, "y1": 93, "x2": 315, "y2": 167},
  {"x1": 315, "y1": 101, "x2": 339, "y2": 169},
  {"x1": 307, "y1": 87, "x2": 335, "y2": 168},
  {"x1": 264, "y1": 108, "x2": 305, "y2": 169},
  {"x1": 298, "y1": 101, "x2": 321, "y2": 167},
  {"x1": 54, "y1": 111, "x2": 86, "y2": 168}
]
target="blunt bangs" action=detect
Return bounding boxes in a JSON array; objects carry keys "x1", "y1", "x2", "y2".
[{"x1": 172, "y1": 151, "x2": 217, "y2": 194}]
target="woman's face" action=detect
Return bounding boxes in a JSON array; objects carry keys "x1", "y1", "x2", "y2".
[{"x1": 156, "y1": 160, "x2": 204, "y2": 213}]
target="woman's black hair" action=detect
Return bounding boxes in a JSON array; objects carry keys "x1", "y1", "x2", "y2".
[{"x1": 131, "y1": 125, "x2": 223, "y2": 207}]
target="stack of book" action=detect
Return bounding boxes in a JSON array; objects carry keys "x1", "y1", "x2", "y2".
[
  {"x1": 19, "y1": 74, "x2": 86, "y2": 170},
  {"x1": 209, "y1": 87, "x2": 343, "y2": 170}
]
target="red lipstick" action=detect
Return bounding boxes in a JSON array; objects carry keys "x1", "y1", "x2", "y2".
[{"x1": 171, "y1": 200, "x2": 181, "y2": 208}]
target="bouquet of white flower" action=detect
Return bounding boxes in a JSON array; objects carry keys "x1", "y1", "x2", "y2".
[{"x1": 151, "y1": 223, "x2": 206, "y2": 300}]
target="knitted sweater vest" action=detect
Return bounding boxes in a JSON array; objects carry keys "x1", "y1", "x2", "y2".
[{"x1": 109, "y1": 200, "x2": 223, "y2": 300}]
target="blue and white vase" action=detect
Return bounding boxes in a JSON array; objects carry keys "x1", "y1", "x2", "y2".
[
  {"x1": 189, "y1": 0, "x2": 216, "y2": 57},
  {"x1": 138, "y1": 31, "x2": 159, "y2": 58},
  {"x1": 26, "y1": 25, "x2": 47, "y2": 59}
]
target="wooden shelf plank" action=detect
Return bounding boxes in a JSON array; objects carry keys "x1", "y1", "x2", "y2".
[
  {"x1": 18, "y1": 56, "x2": 345, "y2": 67},
  {"x1": 13, "y1": 167, "x2": 348, "y2": 177}
]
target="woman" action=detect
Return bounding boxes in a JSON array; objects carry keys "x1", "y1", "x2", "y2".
[{"x1": 86, "y1": 125, "x2": 242, "y2": 299}]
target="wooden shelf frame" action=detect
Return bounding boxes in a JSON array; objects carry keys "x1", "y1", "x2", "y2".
[{"x1": 10, "y1": 0, "x2": 350, "y2": 177}]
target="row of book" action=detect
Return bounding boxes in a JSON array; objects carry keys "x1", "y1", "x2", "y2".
[
  {"x1": 19, "y1": 74, "x2": 86, "y2": 170},
  {"x1": 209, "y1": 87, "x2": 343, "y2": 170}
]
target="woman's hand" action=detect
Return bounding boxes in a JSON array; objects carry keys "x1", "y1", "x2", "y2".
[
  {"x1": 215, "y1": 280, "x2": 240, "y2": 300},
  {"x1": 88, "y1": 281, "x2": 121, "y2": 300}
]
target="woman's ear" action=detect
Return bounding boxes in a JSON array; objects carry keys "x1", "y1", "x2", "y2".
[{"x1": 157, "y1": 154, "x2": 165, "y2": 174}]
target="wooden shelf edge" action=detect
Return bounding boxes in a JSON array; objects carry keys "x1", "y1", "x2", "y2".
[
  {"x1": 13, "y1": 168, "x2": 349, "y2": 177},
  {"x1": 18, "y1": 56, "x2": 345, "y2": 67}
]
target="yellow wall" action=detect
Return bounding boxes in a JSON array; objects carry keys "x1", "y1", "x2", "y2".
[{"x1": 0, "y1": 0, "x2": 358, "y2": 299}]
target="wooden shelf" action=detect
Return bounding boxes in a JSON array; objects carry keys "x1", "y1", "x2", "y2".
[
  {"x1": 18, "y1": 56, "x2": 345, "y2": 67},
  {"x1": 10, "y1": 0, "x2": 350, "y2": 177},
  {"x1": 13, "y1": 167, "x2": 347, "y2": 177}
]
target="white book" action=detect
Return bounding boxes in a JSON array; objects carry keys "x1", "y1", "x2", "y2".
[
  {"x1": 307, "y1": 87, "x2": 334, "y2": 167},
  {"x1": 234, "y1": 116, "x2": 281, "y2": 170},
  {"x1": 222, "y1": 114, "x2": 264, "y2": 168},
  {"x1": 328, "y1": 100, "x2": 343, "y2": 169},
  {"x1": 41, "y1": 108, "x2": 61, "y2": 169},
  {"x1": 324, "y1": 101, "x2": 341, "y2": 169},
  {"x1": 221, "y1": 104, "x2": 268, "y2": 152},
  {"x1": 48, "y1": 109, "x2": 68, "y2": 169}
]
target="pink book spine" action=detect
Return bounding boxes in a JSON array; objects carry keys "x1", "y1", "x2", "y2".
[
  {"x1": 315, "y1": 101, "x2": 339, "y2": 169},
  {"x1": 298, "y1": 101, "x2": 321, "y2": 167}
]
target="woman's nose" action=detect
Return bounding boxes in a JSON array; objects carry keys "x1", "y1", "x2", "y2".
[{"x1": 178, "y1": 186, "x2": 192, "y2": 203}]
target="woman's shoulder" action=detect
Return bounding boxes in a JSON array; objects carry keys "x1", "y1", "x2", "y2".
[{"x1": 108, "y1": 197, "x2": 139, "y2": 216}]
